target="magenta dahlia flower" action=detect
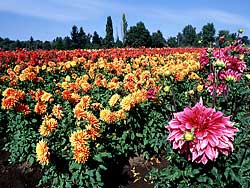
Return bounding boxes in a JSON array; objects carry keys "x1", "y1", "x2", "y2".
[
  {"x1": 146, "y1": 88, "x2": 156, "y2": 100},
  {"x1": 166, "y1": 100, "x2": 239, "y2": 164}
]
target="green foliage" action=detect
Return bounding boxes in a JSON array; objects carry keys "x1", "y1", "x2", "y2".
[
  {"x1": 3, "y1": 112, "x2": 39, "y2": 164},
  {"x1": 92, "y1": 31, "x2": 102, "y2": 49},
  {"x1": 122, "y1": 13, "x2": 128, "y2": 44},
  {"x1": 125, "y1": 21, "x2": 152, "y2": 47},
  {"x1": 167, "y1": 37, "x2": 178, "y2": 47},
  {"x1": 70, "y1": 25, "x2": 79, "y2": 49},
  {"x1": 151, "y1": 30, "x2": 166, "y2": 48},
  {"x1": 201, "y1": 23, "x2": 216, "y2": 47},
  {"x1": 182, "y1": 25, "x2": 197, "y2": 46},
  {"x1": 144, "y1": 46, "x2": 250, "y2": 188},
  {"x1": 217, "y1": 30, "x2": 234, "y2": 47},
  {"x1": 104, "y1": 16, "x2": 114, "y2": 48}
]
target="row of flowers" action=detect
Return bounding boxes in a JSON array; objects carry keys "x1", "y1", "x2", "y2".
[
  {"x1": 0, "y1": 45, "x2": 247, "y2": 171},
  {"x1": 0, "y1": 49, "x2": 202, "y2": 166}
]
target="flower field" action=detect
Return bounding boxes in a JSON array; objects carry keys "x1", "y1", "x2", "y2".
[{"x1": 1, "y1": 46, "x2": 250, "y2": 187}]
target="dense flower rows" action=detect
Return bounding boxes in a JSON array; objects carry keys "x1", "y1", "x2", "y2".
[
  {"x1": 0, "y1": 48, "x2": 203, "y2": 166},
  {"x1": 5, "y1": 46, "x2": 250, "y2": 180}
]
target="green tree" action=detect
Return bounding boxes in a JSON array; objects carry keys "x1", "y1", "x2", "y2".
[
  {"x1": 176, "y1": 32, "x2": 183, "y2": 47},
  {"x1": 53, "y1": 37, "x2": 63, "y2": 50},
  {"x1": 29, "y1": 36, "x2": 34, "y2": 50},
  {"x1": 71, "y1": 25, "x2": 79, "y2": 49},
  {"x1": 201, "y1": 23, "x2": 216, "y2": 47},
  {"x1": 242, "y1": 36, "x2": 249, "y2": 45},
  {"x1": 84, "y1": 33, "x2": 92, "y2": 48},
  {"x1": 182, "y1": 25, "x2": 197, "y2": 46},
  {"x1": 16, "y1": 40, "x2": 22, "y2": 48},
  {"x1": 43, "y1": 41, "x2": 51, "y2": 50},
  {"x1": 121, "y1": 13, "x2": 128, "y2": 45},
  {"x1": 63, "y1": 36, "x2": 71, "y2": 50},
  {"x1": 104, "y1": 16, "x2": 114, "y2": 48},
  {"x1": 167, "y1": 37, "x2": 178, "y2": 47},
  {"x1": 125, "y1": 21, "x2": 151, "y2": 47},
  {"x1": 78, "y1": 27, "x2": 87, "y2": 48},
  {"x1": 217, "y1": 30, "x2": 232, "y2": 47},
  {"x1": 92, "y1": 31, "x2": 102, "y2": 49},
  {"x1": 115, "y1": 36, "x2": 123, "y2": 48},
  {"x1": 151, "y1": 30, "x2": 166, "y2": 47}
]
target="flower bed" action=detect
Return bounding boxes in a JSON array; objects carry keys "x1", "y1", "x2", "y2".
[{"x1": 0, "y1": 46, "x2": 250, "y2": 187}]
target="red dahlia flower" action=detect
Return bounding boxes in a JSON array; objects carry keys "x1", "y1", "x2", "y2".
[{"x1": 166, "y1": 100, "x2": 239, "y2": 164}]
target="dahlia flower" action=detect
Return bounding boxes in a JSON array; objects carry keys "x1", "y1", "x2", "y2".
[
  {"x1": 146, "y1": 88, "x2": 156, "y2": 100},
  {"x1": 36, "y1": 140, "x2": 50, "y2": 165},
  {"x1": 166, "y1": 100, "x2": 239, "y2": 164}
]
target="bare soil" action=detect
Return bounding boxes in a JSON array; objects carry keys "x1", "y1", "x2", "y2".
[
  {"x1": 0, "y1": 151, "x2": 41, "y2": 188},
  {"x1": 0, "y1": 151, "x2": 167, "y2": 188}
]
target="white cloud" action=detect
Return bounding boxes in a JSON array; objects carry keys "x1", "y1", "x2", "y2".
[
  {"x1": 196, "y1": 9, "x2": 250, "y2": 28},
  {"x1": 0, "y1": 0, "x2": 249, "y2": 32}
]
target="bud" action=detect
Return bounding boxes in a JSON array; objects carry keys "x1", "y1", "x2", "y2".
[
  {"x1": 42, "y1": 65, "x2": 47, "y2": 70},
  {"x1": 65, "y1": 75, "x2": 71, "y2": 82},
  {"x1": 225, "y1": 75, "x2": 236, "y2": 82},
  {"x1": 184, "y1": 131, "x2": 194, "y2": 141},
  {"x1": 207, "y1": 48, "x2": 213, "y2": 53},
  {"x1": 165, "y1": 70, "x2": 171, "y2": 77},
  {"x1": 214, "y1": 59, "x2": 226, "y2": 69},
  {"x1": 188, "y1": 90, "x2": 194, "y2": 95},
  {"x1": 245, "y1": 74, "x2": 250, "y2": 80},
  {"x1": 239, "y1": 55, "x2": 244, "y2": 60},
  {"x1": 164, "y1": 86, "x2": 171, "y2": 93},
  {"x1": 238, "y1": 28, "x2": 243, "y2": 34},
  {"x1": 196, "y1": 84, "x2": 203, "y2": 92}
]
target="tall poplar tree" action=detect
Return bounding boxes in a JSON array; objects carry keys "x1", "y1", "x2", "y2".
[{"x1": 104, "y1": 16, "x2": 114, "y2": 48}]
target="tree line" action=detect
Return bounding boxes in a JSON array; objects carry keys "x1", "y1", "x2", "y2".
[{"x1": 0, "y1": 14, "x2": 249, "y2": 50}]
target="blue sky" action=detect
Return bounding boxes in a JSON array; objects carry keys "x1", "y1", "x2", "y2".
[{"x1": 1, "y1": 0, "x2": 250, "y2": 41}]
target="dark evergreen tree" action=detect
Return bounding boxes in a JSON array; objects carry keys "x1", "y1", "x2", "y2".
[
  {"x1": 104, "y1": 16, "x2": 114, "y2": 48},
  {"x1": 53, "y1": 37, "x2": 63, "y2": 50},
  {"x1": 78, "y1": 27, "x2": 87, "y2": 48},
  {"x1": 63, "y1": 36, "x2": 71, "y2": 50},
  {"x1": 92, "y1": 31, "x2": 102, "y2": 48},
  {"x1": 16, "y1": 40, "x2": 22, "y2": 48},
  {"x1": 125, "y1": 21, "x2": 151, "y2": 47},
  {"x1": 71, "y1": 25, "x2": 79, "y2": 49},
  {"x1": 36, "y1": 40, "x2": 43, "y2": 49},
  {"x1": 43, "y1": 41, "x2": 51, "y2": 50},
  {"x1": 151, "y1": 30, "x2": 166, "y2": 47},
  {"x1": 29, "y1": 36, "x2": 34, "y2": 50}
]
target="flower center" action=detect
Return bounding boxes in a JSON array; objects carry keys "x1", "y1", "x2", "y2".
[{"x1": 184, "y1": 131, "x2": 194, "y2": 141}]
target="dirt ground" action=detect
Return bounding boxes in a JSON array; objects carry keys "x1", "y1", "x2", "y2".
[
  {"x1": 0, "y1": 151, "x2": 167, "y2": 188},
  {"x1": 0, "y1": 151, "x2": 41, "y2": 188}
]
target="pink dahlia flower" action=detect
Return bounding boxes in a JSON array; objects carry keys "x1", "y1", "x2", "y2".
[
  {"x1": 146, "y1": 88, "x2": 157, "y2": 100},
  {"x1": 219, "y1": 70, "x2": 242, "y2": 82},
  {"x1": 166, "y1": 100, "x2": 239, "y2": 164}
]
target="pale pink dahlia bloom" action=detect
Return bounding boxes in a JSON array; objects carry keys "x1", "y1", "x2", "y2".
[{"x1": 166, "y1": 100, "x2": 239, "y2": 164}]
